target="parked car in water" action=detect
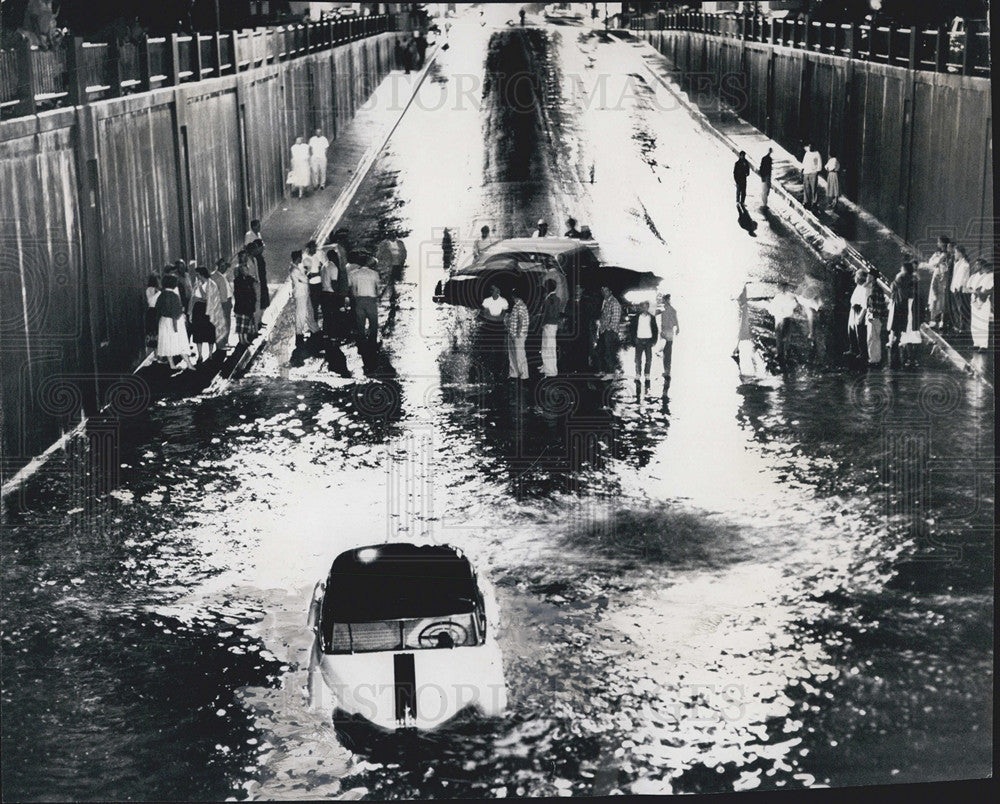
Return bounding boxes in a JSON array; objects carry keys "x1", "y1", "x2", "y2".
[
  {"x1": 433, "y1": 236, "x2": 660, "y2": 310},
  {"x1": 307, "y1": 542, "x2": 506, "y2": 732}
]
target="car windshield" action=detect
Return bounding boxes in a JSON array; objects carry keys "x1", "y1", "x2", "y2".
[{"x1": 328, "y1": 613, "x2": 482, "y2": 654}]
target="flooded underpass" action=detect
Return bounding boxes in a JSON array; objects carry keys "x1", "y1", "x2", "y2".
[{"x1": 1, "y1": 7, "x2": 992, "y2": 801}]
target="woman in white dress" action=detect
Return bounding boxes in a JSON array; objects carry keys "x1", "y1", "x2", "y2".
[
  {"x1": 155, "y1": 275, "x2": 195, "y2": 372},
  {"x1": 824, "y1": 154, "x2": 841, "y2": 209},
  {"x1": 290, "y1": 250, "x2": 319, "y2": 348},
  {"x1": 968, "y1": 259, "x2": 993, "y2": 350},
  {"x1": 288, "y1": 137, "x2": 311, "y2": 198}
]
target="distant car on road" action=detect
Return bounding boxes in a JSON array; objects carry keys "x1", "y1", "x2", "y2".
[
  {"x1": 307, "y1": 542, "x2": 506, "y2": 734},
  {"x1": 544, "y1": 3, "x2": 585, "y2": 23}
]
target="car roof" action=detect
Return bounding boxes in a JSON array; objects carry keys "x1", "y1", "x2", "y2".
[
  {"x1": 478, "y1": 237, "x2": 599, "y2": 261},
  {"x1": 322, "y1": 543, "x2": 478, "y2": 625}
]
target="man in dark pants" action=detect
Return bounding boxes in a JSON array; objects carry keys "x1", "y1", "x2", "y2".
[
  {"x1": 596, "y1": 285, "x2": 622, "y2": 378},
  {"x1": 348, "y1": 254, "x2": 381, "y2": 373},
  {"x1": 629, "y1": 301, "x2": 658, "y2": 387},
  {"x1": 733, "y1": 151, "x2": 751, "y2": 206},
  {"x1": 321, "y1": 248, "x2": 344, "y2": 340}
]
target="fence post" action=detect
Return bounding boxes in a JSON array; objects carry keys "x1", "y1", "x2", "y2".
[
  {"x1": 230, "y1": 31, "x2": 240, "y2": 71},
  {"x1": 137, "y1": 35, "x2": 151, "y2": 90},
  {"x1": 191, "y1": 34, "x2": 203, "y2": 81},
  {"x1": 167, "y1": 33, "x2": 180, "y2": 84},
  {"x1": 212, "y1": 32, "x2": 223, "y2": 76},
  {"x1": 107, "y1": 39, "x2": 123, "y2": 97},
  {"x1": 934, "y1": 26, "x2": 947, "y2": 72},
  {"x1": 885, "y1": 24, "x2": 894, "y2": 64},
  {"x1": 802, "y1": 15, "x2": 811, "y2": 50},
  {"x1": 907, "y1": 26, "x2": 917, "y2": 70},
  {"x1": 305, "y1": 21, "x2": 312, "y2": 53},
  {"x1": 66, "y1": 37, "x2": 87, "y2": 106},
  {"x1": 14, "y1": 38, "x2": 37, "y2": 116},
  {"x1": 961, "y1": 21, "x2": 975, "y2": 75}
]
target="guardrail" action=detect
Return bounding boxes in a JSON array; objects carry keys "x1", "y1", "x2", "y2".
[
  {"x1": 1, "y1": 14, "x2": 395, "y2": 119},
  {"x1": 630, "y1": 12, "x2": 990, "y2": 77}
]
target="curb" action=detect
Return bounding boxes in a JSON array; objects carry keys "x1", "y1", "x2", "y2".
[{"x1": 620, "y1": 32, "x2": 992, "y2": 389}]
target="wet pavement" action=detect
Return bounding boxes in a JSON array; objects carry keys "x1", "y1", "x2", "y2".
[{"x1": 1, "y1": 7, "x2": 993, "y2": 801}]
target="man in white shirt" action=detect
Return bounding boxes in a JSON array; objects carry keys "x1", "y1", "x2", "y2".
[
  {"x1": 244, "y1": 219, "x2": 263, "y2": 247},
  {"x1": 769, "y1": 283, "x2": 801, "y2": 368},
  {"x1": 348, "y1": 255, "x2": 382, "y2": 366},
  {"x1": 801, "y1": 144, "x2": 823, "y2": 209},
  {"x1": 629, "y1": 301, "x2": 658, "y2": 384},
  {"x1": 308, "y1": 129, "x2": 329, "y2": 191},
  {"x1": 531, "y1": 218, "x2": 549, "y2": 238},
  {"x1": 302, "y1": 239, "x2": 324, "y2": 322},
  {"x1": 480, "y1": 284, "x2": 509, "y2": 323},
  {"x1": 375, "y1": 228, "x2": 407, "y2": 306}
]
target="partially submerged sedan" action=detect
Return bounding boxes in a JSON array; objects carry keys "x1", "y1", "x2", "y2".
[
  {"x1": 433, "y1": 237, "x2": 660, "y2": 310},
  {"x1": 307, "y1": 543, "x2": 506, "y2": 732}
]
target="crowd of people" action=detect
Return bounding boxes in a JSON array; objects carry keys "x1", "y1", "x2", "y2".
[
  {"x1": 288, "y1": 225, "x2": 407, "y2": 377},
  {"x1": 394, "y1": 30, "x2": 429, "y2": 74},
  {"x1": 144, "y1": 220, "x2": 270, "y2": 374},
  {"x1": 733, "y1": 145, "x2": 993, "y2": 369}
]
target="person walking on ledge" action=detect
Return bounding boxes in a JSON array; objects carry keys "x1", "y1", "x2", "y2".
[
  {"x1": 824, "y1": 153, "x2": 841, "y2": 210},
  {"x1": 288, "y1": 137, "x2": 311, "y2": 198},
  {"x1": 308, "y1": 129, "x2": 329, "y2": 191},
  {"x1": 801, "y1": 144, "x2": 822, "y2": 209},
  {"x1": 759, "y1": 147, "x2": 773, "y2": 209},
  {"x1": 733, "y1": 151, "x2": 750, "y2": 206}
]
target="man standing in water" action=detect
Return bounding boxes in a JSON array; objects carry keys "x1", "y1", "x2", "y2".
[
  {"x1": 596, "y1": 285, "x2": 622, "y2": 378},
  {"x1": 659, "y1": 293, "x2": 679, "y2": 393},
  {"x1": 540, "y1": 279, "x2": 561, "y2": 378},
  {"x1": 507, "y1": 285, "x2": 530, "y2": 380},
  {"x1": 770, "y1": 283, "x2": 802, "y2": 369}
]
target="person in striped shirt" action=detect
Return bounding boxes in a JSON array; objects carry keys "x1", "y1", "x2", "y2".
[
  {"x1": 596, "y1": 286, "x2": 622, "y2": 378},
  {"x1": 506, "y1": 286, "x2": 530, "y2": 380}
]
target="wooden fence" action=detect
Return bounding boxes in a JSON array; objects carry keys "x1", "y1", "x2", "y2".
[
  {"x1": 0, "y1": 14, "x2": 394, "y2": 119},
  {"x1": 630, "y1": 12, "x2": 991, "y2": 77},
  {"x1": 1, "y1": 27, "x2": 399, "y2": 473}
]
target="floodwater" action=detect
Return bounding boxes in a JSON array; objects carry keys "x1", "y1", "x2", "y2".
[{"x1": 1, "y1": 6, "x2": 992, "y2": 801}]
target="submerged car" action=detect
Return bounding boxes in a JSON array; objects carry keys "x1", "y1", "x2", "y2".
[
  {"x1": 307, "y1": 542, "x2": 506, "y2": 732},
  {"x1": 433, "y1": 236, "x2": 660, "y2": 310}
]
